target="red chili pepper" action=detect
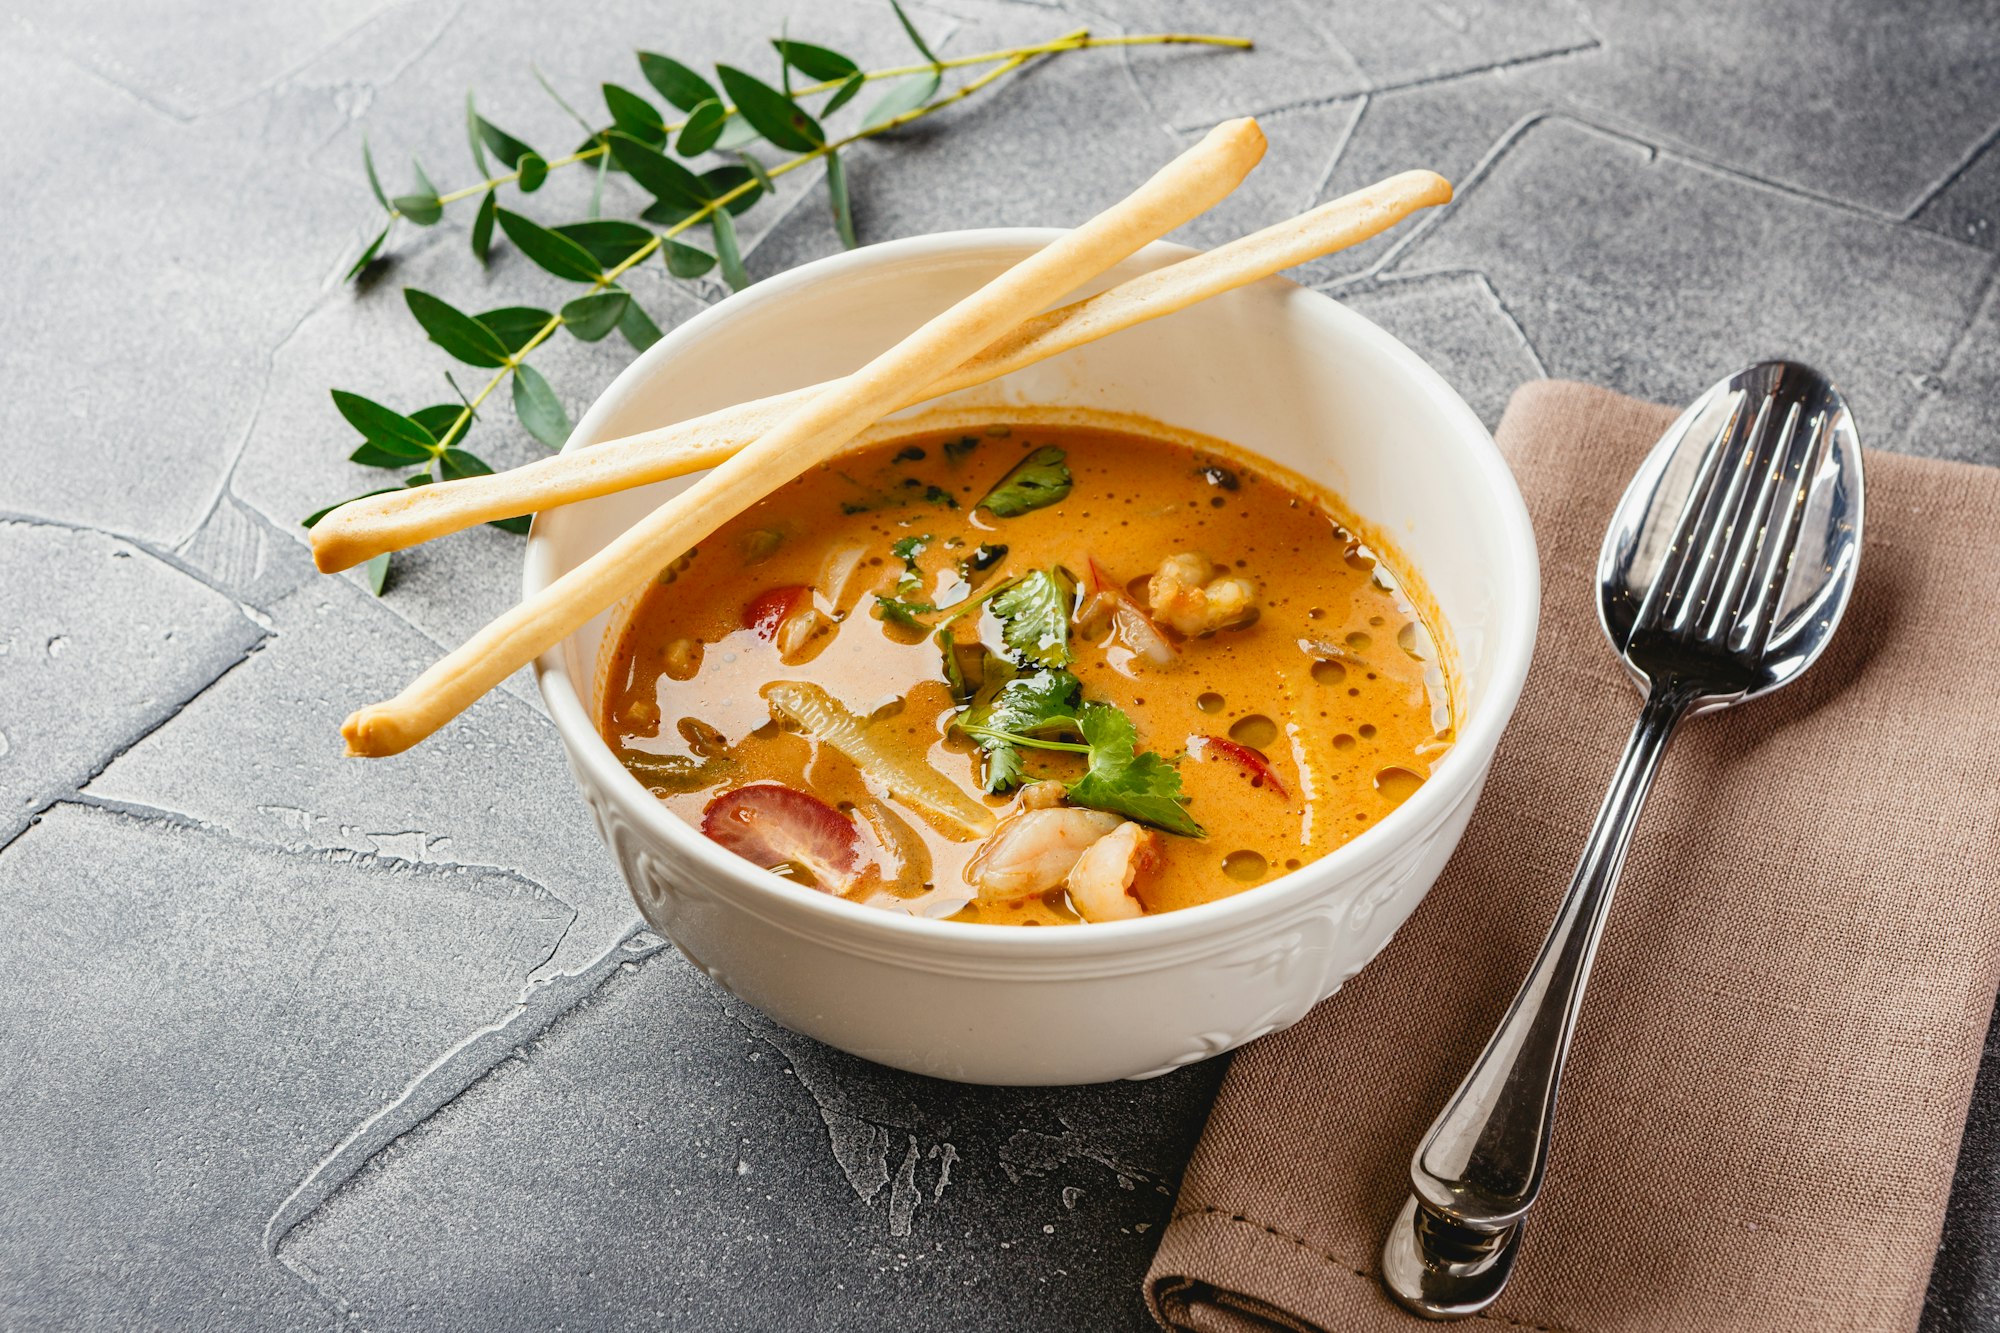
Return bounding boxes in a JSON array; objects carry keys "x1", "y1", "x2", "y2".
[
  {"x1": 742, "y1": 585, "x2": 811, "y2": 639},
  {"x1": 1194, "y1": 735, "x2": 1290, "y2": 799}
]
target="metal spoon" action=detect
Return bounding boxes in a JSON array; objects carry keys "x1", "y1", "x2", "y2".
[{"x1": 1380, "y1": 361, "x2": 1865, "y2": 1319}]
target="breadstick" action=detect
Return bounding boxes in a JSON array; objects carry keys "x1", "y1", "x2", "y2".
[
  {"x1": 342, "y1": 117, "x2": 1268, "y2": 756},
  {"x1": 311, "y1": 169, "x2": 1451, "y2": 573}
]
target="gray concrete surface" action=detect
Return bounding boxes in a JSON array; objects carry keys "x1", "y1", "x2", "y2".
[{"x1": 3, "y1": 0, "x2": 1997, "y2": 1328}]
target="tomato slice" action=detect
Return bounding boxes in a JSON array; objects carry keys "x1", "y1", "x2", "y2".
[
  {"x1": 700, "y1": 783, "x2": 863, "y2": 889},
  {"x1": 742, "y1": 585, "x2": 811, "y2": 639},
  {"x1": 1193, "y1": 735, "x2": 1290, "y2": 799}
]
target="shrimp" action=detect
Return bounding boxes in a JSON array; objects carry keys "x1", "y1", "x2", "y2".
[
  {"x1": 1147, "y1": 551, "x2": 1259, "y2": 636},
  {"x1": 1064, "y1": 821, "x2": 1163, "y2": 923},
  {"x1": 966, "y1": 806, "x2": 1122, "y2": 902}
]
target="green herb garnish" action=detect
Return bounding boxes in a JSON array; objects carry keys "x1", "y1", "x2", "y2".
[
  {"x1": 957, "y1": 668, "x2": 1082, "y2": 792},
  {"x1": 873, "y1": 594, "x2": 935, "y2": 630},
  {"x1": 976, "y1": 446, "x2": 1071, "y2": 517},
  {"x1": 953, "y1": 692, "x2": 1201, "y2": 836},
  {"x1": 891, "y1": 532, "x2": 929, "y2": 596},
  {"x1": 1064, "y1": 705, "x2": 1203, "y2": 837},
  {"x1": 989, "y1": 568, "x2": 1071, "y2": 668}
]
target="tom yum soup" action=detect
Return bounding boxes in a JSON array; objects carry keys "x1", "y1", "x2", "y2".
[{"x1": 600, "y1": 420, "x2": 1452, "y2": 926}]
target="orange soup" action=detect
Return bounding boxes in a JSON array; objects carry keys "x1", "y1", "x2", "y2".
[{"x1": 600, "y1": 420, "x2": 1450, "y2": 925}]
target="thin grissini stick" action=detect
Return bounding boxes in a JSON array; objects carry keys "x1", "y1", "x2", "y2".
[
  {"x1": 311, "y1": 169, "x2": 1453, "y2": 574},
  {"x1": 342, "y1": 117, "x2": 1268, "y2": 757}
]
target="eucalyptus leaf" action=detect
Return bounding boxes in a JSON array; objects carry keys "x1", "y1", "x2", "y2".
[
  {"x1": 603, "y1": 81, "x2": 667, "y2": 143},
  {"x1": 361, "y1": 133, "x2": 388, "y2": 210},
  {"x1": 332, "y1": 388, "x2": 437, "y2": 455},
  {"x1": 608, "y1": 131, "x2": 706, "y2": 209},
  {"x1": 711, "y1": 207, "x2": 748, "y2": 291},
  {"x1": 303, "y1": 488, "x2": 402, "y2": 529},
  {"x1": 517, "y1": 152, "x2": 549, "y2": 192},
  {"x1": 470, "y1": 188, "x2": 498, "y2": 262},
  {"x1": 772, "y1": 39, "x2": 859, "y2": 82},
  {"x1": 618, "y1": 298, "x2": 664, "y2": 351},
  {"x1": 561, "y1": 289, "x2": 630, "y2": 341},
  {"x1": 637, "y1": 51, "x2": 718, "y2": 112},
  {"x1": 861, "y1": 69, "x2": 939, "y2": 130},
  {"x1": 715, "y1": 64, "x2": 823, "y2": 152},
  {"x1": 363, "y1": 552, "x2": 392, "y2": 597},
  {"x1": 664, "y1": 238, "x2": 716, "y2": 278},
  {"x1": 409, "y1": 403, "x2": 472, "y2": 447},
  {"x1": 533, "y1": 64, "x2": 599, "y2": 134},
  {"x1": 714, "y1": 110, "x2": 761, "y2": 150},
  {"x1": 826, "y1": 148, "x2": 857, "y2": 249},
  {"x1": 641, "y1": 198, "x2": 698, "y2": 227},
  {"x1": 552, "y1": 219, "x2": 655, "y2": 267},
  {"x1": 393, "y1": 192, "x2": 443, "y2": 226},
  {"x1": 404, "y1": 288, "x2": 512, "y2": 367},
  {"x1": 728, "y1": 155, "x2": 772, "y2": 209},
  {"x1": 511, "y1": 363, "x2": 571, "y2": 448},
  {"x1": 350, "y1": 441, "x2": 426, "y2": 468},
  {"x1": 474, "y1": 114, "x2": 537, "y2": 168},
  {"x1": 496, "y1": 208, "x2": 602, "y2": 281},
  {"x1": 439, "y1": 447, "x2": 495, "y2": 478},
  {"x1": 489, "y1": 514, "x2": 533, "y2": 535},
  {"x1": 824, "y1": 70, "x2": 866, "y2": 116},
  {"x1": 465, "y1": 93, "x2": 491, "y2": 173},
  {"x1": 678, "y1": 98, "x2": 727, "y2": 156},
  {"x1": 889, "y1": 0, "x2": 941, "y2": 63},
  {"x1": 475, "y1": 305, "x2": 556, "y2": 354},
  {"x1": 344, "y1": 225, "x2": 388, "y2": 282}
]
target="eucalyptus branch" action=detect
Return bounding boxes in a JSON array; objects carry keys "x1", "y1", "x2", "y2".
[{"x1": 316, "y1": 1, "x2": 1249, "y2": 594}]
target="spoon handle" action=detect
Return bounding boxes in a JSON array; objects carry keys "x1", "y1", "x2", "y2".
[{"x1": 1381, "y1": 680, "x2": 1693, "y2": 1318}]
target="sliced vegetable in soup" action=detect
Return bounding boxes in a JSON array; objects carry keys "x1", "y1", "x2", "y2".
[{"x1": 600, "y1": 421, "x2": 1452, "y2": 925}]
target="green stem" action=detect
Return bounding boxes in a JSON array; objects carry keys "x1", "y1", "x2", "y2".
[
  {"x1": 958, "y1": 725, "x2": 1090, "y2": 754},
  {"x1": 392, "y1": 30, "x2": 1249, "y2": 221}
]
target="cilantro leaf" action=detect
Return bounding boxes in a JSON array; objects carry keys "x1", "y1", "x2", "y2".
[
  {"x1": 892, "y1": 533, "x2": 929, "y2": 596},
  {"x1": 977, "y1": 446, "x2": 1071, "y2": 517},
  {"x1": 989, "y1": 568, "x2": 1071, "y2": 668},
  {"x1": 1066, "y1": 704, "x2": 1203, "y2": 837},
  {"x1": 955, "y1": 668, "x2": 1081, "y2": 792},
  {"x1": 873, "y1": 594, "x2": 935, "y2": 630}
]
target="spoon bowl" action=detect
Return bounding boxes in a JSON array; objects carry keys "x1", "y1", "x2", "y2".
[{"x1": 1599, "y1": 361, "x2": 1864, "y2": 711}]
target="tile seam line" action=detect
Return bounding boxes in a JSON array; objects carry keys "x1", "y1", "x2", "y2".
[
  {"x1": 1328, "y1": 267, "x2": 1551, "y2": 380},
  {"x1": 67, "y1": 790, "x2": 597, "y2": 928},
  {"x1": 1159, "y1": 39, "x2": 1603, "y2": 135},
  {"x1": 1375, "y1": 112, "x2": 2000, "y2": 283},
  {"x1": 1543, "y1": 95, "x2": 2000, "y2": 237},
  {"x1": 1903, "y1": 116, "x2": 2000, "y2": 220},
  {"x1": 263, "y1": 923, "x2": 666, "y2": 1263},
  {"x1": 0, "y1": 509, "x2": 284, "y2": 625},
  {"x1": 176, "y1": 292, "x2": 334, "y2": 555},
  {"x1": 0, "y1": 638, "x2": 271, "y2": 862},
  {"x1": 55, "y1": 794, "x2": 579, "y2": 912}
]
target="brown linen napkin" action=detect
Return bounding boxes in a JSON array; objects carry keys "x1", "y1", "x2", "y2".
[{"x1": 1146, "y1": 380, "x2": 2000, "y2": 1333}]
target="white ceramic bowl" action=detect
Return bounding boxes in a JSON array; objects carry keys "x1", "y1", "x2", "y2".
[{"x1": 528, "y1": 229, "x2": 1539, "y2": 1086}]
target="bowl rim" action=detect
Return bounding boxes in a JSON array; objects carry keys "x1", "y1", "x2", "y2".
[{"x1": 529, "y1": 226, "x2": 1539, "y2": 960}]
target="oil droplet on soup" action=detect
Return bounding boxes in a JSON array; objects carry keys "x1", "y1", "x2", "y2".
[
  {"x1": 1223, "y1": 850, "x2": 1268, "y2": 882},
  {"x1": 597, "y1": 421, "x2": 1452, "y2": 925},
  {"x1": 1375, "y1": 767, "x2": 1425, "y2": 806},
  {"x1": 1227, "y1": 714, "x2": 1278, "y2": 748}
]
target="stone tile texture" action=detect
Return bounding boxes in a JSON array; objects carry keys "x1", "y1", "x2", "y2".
[{"x1": 3, "y1": 0, "x2": 1998, "y2": 1329}]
